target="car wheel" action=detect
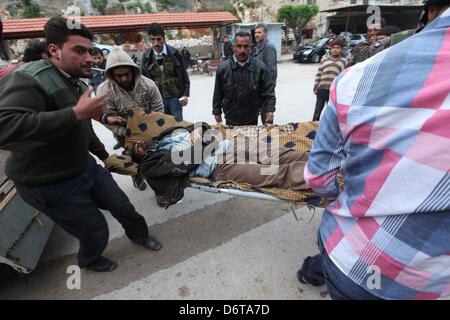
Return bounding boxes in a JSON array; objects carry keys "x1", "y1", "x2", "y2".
[{"x1": 311, "y1": 54, "x2": 320, "y2": 63}]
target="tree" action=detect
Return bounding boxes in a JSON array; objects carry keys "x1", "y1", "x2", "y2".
[
  {"x1": 156, "y1": 0, "x2": 184, "y2": 11},
  {"x1": 91, "y1": 0, "x2": 108, "y2": 15},
  {"x1": 197, "y1": 1, "x2": 240, "y2": 59},
  {"x1": 125, "y1": 1, "x2": 153, "y2": 14},
  {"x1": 21, "y1": 0, "x2": 41, "y2": 18},
  {"x1": 277, "y1": 4, "x2": 319, "y2": 47},
  {"x1": 235, "y1": 0, "x2": 263, "y2": 22}
]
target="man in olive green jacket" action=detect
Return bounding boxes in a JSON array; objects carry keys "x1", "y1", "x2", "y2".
[{"x1": 0, "y1": 18, "x2": 162, "y2": 272}]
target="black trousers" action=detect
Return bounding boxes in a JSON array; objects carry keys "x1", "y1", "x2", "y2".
[
  {"x1": 313, "y1": 89, "x2": 330, "y2": 121},
  {"x1": 15, "y1": 156, "x2": 149, "y2": 267}
]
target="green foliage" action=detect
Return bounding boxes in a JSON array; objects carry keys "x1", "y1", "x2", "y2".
[
  {"x1": 277, "y1": 4, "x2": 319, "y2": 45},
  {"x1": 197, "y1": 2, "x2": 240, "y2": 22},
  {"x1": 21, "y1": 0, "x2": 41, "y2": 18},
  {"x1": 142, "y1": 1, "x2": 153, "y2": 13},
  {"x1": 277, "y1": 4, "x2": 319, "y2": 27},
  {"x1": 240, "y1": 0, "x2": 262, "y2": 10},
  {"x1": 156, "y1": 0, "x2": 183, "y2": 11},
  {"x1": 91, "y1": 0, "x2": 108, "y2": 15},
  {"x1": 126, "y1": 1, "x2": 143, "y2": 13}
]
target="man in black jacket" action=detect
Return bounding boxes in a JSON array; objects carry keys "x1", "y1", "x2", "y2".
[
  {"x1": 141, "y1": 23, "x2": 190, "y2": 121},
  {"x1": 212, "y1": 31, "x2": 276, "y2": 126}
]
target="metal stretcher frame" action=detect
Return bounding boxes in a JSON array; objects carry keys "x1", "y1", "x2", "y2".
[{"x1": 188, "y1": 183, "x2": 318, "y2": 223}]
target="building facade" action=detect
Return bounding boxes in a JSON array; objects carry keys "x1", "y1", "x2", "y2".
[{"x1": 315, "y1": 0, "x2": 423, "y2": 37}]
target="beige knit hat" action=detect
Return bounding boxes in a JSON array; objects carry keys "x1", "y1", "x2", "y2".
[{"x1": 104, "y1": 45, "x2": 140, "y2": 76}]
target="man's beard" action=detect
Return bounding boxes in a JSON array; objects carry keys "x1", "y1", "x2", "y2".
[
  {"x1": 61, "y1": 53, "x2": 92, "y2": 78},
  {"x1": 120, "y1": 79, "x2": 134, "y2": 90}
]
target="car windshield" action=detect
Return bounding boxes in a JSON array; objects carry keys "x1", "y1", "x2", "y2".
[{"x1": 312, "y1": 38, "x2": 329, "y2": 47}]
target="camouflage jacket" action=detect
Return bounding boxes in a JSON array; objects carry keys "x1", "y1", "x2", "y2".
[{"x1": 348, "y1": 41, "x2": 371, "y2": 67}]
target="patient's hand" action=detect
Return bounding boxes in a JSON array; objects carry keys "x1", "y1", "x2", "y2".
[
  {"x1": 134, "y1": 140, "x2": 148, "y2": 158},
  {"x1": 215, "y1": 115, "x2": 223, "y2": 124},
  {"x1": 107, "y1": 115, "x2": 127, "y2": 126},
  {"x1": 189, "y1": 129, "x2": 202, "y2": 145}
]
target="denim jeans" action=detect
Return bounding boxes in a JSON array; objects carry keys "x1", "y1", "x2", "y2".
[
  {"x1": 313, "y1": 89, "x2": 330, "y2": 121},
  {"x1": 317, "y1": 235, "x2": 382, "y2": 300},
  {"x1": 163, "y1": 97, "x2": 183, "y2": 122},
  {"x1": 15, "y1": 156, "x2": 149, "y2": 267}
]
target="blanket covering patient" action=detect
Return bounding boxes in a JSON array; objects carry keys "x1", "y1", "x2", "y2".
[{"x1": 130, "y1": 116, "x2": 309, "y2": 207}]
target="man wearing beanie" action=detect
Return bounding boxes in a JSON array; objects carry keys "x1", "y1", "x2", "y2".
[{"x1": 312, "y1": 38, "x2": 346, "y2": 121}]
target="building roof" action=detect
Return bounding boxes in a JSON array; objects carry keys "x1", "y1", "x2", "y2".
[
  {"x1": 320, "y1": 4, "x2": 423, "y2": 13},
  {"x1": 1, "y1": 12, "x2": 238, "y2": 40}
]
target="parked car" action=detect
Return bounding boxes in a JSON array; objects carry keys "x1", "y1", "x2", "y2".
[
  {"x1": 349, "y1": 34, "x2": 368, "y2": 47},
  {"x1": 293, "y1": 37, "x2": 334, "y2": 63},
  {"x1": 339, "y1": 31, "x2": 353, "y2": 38}
]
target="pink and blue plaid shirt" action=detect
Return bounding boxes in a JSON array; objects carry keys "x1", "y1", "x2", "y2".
[{"x1": 305, "y1": 9, "x2": 450, "y2": 300}]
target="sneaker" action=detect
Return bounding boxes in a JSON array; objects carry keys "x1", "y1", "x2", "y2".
[
  {"x1": 132, "y1": 175, "x2": 147, "y2": 191},
  {"x1": 85, "y1": 256, "x2": 117, "y2": 272}
]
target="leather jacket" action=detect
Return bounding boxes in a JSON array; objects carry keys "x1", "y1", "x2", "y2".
[{"x1": 212, "y1": 56, "x2": 276, "y2": 126}]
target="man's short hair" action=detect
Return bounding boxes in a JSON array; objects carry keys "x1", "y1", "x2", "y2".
[
  {"x1": 234, "y1": 31, "x2": 251, "y2": 41},
  {"x1": 377, "y1": 25, "x2": 402, "y2": 36},
  {"x1": 147, "y1": 23, "x2": 165, "y2": 38},
  {"x1": 255, "y1": 23, "x2": 268, "y2": 33},
  {"x1": 92, "y1": 47, "x2": 103, "y2": 56},
  {"x1": 369, "y1": 17, "x2": 387, "y2": 29},
  {"x1": 22, "y1": 40, "x2": 48, "y2": 62},
  {"x1": 44, "y1": 17, "x2": 94, "y2": 48}
]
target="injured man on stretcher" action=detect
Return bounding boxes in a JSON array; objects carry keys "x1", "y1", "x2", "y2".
[
  {"x1": 104, "y1": 108, "x2": 319, "y2": 208},
  {"x1": 132, "y1": 128, "x2": 308, "y2": 189}
]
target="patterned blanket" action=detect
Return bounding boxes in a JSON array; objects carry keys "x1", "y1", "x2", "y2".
[{"x1": 104, "y1": 107, "x2": 325, "y2": 205}]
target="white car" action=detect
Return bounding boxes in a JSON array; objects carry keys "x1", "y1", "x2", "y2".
[{"x1": 349, "y1": 34, "x2": 368, "y2": 47}]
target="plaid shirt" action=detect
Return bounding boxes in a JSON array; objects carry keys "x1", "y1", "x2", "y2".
[{"x1": 305, "y1": 9, "x2": 450, "y2": 300}]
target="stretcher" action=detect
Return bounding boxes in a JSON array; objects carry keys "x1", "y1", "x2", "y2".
[
  {"x1": 188, "y1": 182, "x2": 320, "y2": 223},
  {"x1": 186, "y1": 176, "x2": 327, "y2": 223}
]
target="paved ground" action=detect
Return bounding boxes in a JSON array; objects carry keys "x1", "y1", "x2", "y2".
[{"x1": 0, "y1": 56, "x2": 329, "y2": 300}]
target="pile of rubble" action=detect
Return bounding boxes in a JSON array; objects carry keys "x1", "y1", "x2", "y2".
[{"x1": 167, "y1": 35, "x2": 213, "y2": 49}]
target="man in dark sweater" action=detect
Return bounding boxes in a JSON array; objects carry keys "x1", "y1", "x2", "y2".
[
  {"x1": 254, "y1": 23, "x2": 278, "y2": 125},
  {"x1": 0, "y1": 18, "x2": 162, "y2": 273}
]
